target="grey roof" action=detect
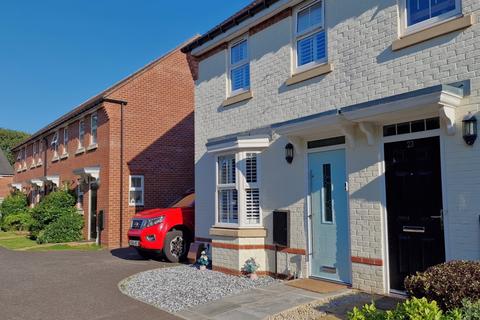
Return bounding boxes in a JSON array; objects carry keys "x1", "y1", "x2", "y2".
[{"x1": 0, "y1": 149, "x2": 13, "y2": 176}]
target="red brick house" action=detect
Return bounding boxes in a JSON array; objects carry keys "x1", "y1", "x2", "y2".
[
  {"x1": 11, "y1": 41, "x2": 195, "y2": 248},
  {"x1": 0, "y1": 149, "x2": 13, "y2": 202}
]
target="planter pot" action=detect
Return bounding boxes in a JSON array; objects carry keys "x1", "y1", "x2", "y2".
[
  {"x1": 249, "y1": 273, "x2": 258, "y2": 280},
  {"x1": 199, "y1": 265, "x2": 207, "y2": 271}
]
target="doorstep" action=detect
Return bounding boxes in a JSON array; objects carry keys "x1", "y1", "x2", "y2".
[{"x1": 176, "y1": 283, "x2": 351, "y2": 320}]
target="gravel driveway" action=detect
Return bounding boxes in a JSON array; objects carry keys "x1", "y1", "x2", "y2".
[
  {"x1": 120, "y1": 265, "x2": 279, "y2": 313},
  {"x1": 0, "y1": 247, "x2": 180, "y2": 320}
]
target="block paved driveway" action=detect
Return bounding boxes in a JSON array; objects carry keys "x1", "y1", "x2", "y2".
[{"x1": 0, "y1": 247, "x2": 180, "y2": 320}]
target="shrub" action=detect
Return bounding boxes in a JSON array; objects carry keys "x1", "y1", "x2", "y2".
[
  {"x1": 405, "y1": 260, "x2": 480, "y2": 310},
  {"x1": 348, "y1": 297, "x2": 462, "y2": 320},
  {"x1": 0, "y1": 192, "x2": 28, "y2": 221},
  {"x1": 30, "y1": 190, "x2": 77, "y2": 238},
  {"x1": 459, "y1": 299, "x2": 480, "y2": 320},
  {"x1": 2, "y1": 211, "x2": 34, "y2": 231},
  {"x1": 37, "y1": 212, "x2": 83, "y2": 244}
]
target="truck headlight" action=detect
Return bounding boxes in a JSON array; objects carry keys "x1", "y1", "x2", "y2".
[{"x1": 145, "y1": 216, "x2": 165, "y2": 228}]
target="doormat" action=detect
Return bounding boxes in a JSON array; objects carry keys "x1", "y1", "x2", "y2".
[{"x1": 286, "y1": 278, "x2": 348, "y2": 294}]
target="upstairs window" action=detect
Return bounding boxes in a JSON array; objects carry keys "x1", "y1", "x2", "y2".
[
  {"x1": 63, "y1": 127, "x2": 69, "y2": 155},
  {"x1": 229, "y1": 38, "x2": 250, "y2": 95},
  {"x1": 78, "y1": 119, "x2": 85, "y2": 149},
  {"x1": 90, "y1": 113, "x2": 98, "y2": 146},
  {"x1": 32, "y1": 142, "x2": 37, "y2": 167},
  {"x1": 38, "y1": 140, "x2": 43, "y2": 165},
  {"x1": 129, "y1": 175, "x2": 144, "y2": 206},
  {"x1": 51, "y1": 132, "x2": 59, "y2": 159},
  {"x1": 295, "y1": 1, "x2": 326, "y2": 70},
  {"x1": 403, "y1": 0, "x2": 461, "y2": 32}
]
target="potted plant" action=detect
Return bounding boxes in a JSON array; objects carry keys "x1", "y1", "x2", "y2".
[
  {"x1": 197, "y1": 250, "x2": 209, "y2": 270},
  {"x1": 243, "y1": 257, "x2": 260, "y2": 280}
]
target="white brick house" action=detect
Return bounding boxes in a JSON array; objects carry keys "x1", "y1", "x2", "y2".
[{"x1": 182, "y1": 0, "x2": 480, "y2": 293}]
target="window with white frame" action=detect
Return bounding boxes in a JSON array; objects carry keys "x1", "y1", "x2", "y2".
[
  {"x1": 63, "y1": 127, "x2": 69, "y2": 155},
  {"x1": 129, "y1": 175, "x2": 144, "y2": 206},
  {"x1": 216, "y1": 152, "x2": 261, "y2": 226},
  {"x1": 90, "y1": 113, "x2": 98, "y2": 146},
  {"x1": 51, "y1": 132, "x2": 59, "y2": 159},
  {"x1": 32, "y1": 142, "x2": 37, "y2": 167},
  {"x1": 295, "y1": 0, "x2": 327, "y2": 70},
  {"x1": 78, "y1": 119, "x2": 85, "y2": 149},
  {"x1": 217, "y1": 155, "x2": 238, "y2": 224},
  {"x1": 401, "y1": 0, "x2": 461, "y2": 32},
  {"x1": 76, "y1": 185, "x2": 84, "y2": 210},
  {"x1": 229, "y1": 38, "x2": 250, "y2": 95},
  {"x1": 38, "y1": 140, "x2": 43, "y2": 165},
  {"x1": 23, "y1": 147, "x2": 27, "y2": 169}
]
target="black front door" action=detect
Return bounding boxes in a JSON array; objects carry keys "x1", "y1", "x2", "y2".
[
  {"x1": 385, "y1": 136, "x2": 445, "y2": 291},
  {"x1": 90, "y1": 187, "x2": 98, "y2": 240}
]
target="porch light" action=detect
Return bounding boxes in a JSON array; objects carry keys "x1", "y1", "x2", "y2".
[
  {"x1": 285, "y1": 143, "x2": 294, "y2": 164},
  {"x1": 462, "y1": 113, "x2": 477, "y2": 146}
]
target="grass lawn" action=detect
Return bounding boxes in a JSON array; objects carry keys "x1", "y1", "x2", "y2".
[
  {"x1": 26, "y1": 244, "x2": 101, "y2": 252},
  {"x1": 0, "y1": 232, "x2": 100, "y2": 251}
]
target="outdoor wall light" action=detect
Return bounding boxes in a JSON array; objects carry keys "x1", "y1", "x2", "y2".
[
  {"x1": 285, "y1": 143, "x2": 294, "y2": 164},
  {"x1": 462, "y1": 113, "x2": 477, "y2": 146}
]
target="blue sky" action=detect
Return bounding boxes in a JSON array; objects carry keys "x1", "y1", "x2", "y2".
[{"x1": 0, "y1": 1, "x2": 251, "y2": 133}]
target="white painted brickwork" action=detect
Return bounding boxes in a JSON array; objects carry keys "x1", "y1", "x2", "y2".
[{"x1": 195, "y1": 0, "x2": 480, "y2": 293}]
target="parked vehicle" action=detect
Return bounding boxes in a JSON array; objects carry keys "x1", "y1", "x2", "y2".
[{"x1": 127, "y1": 191, "x2": 194, "y2": 262}]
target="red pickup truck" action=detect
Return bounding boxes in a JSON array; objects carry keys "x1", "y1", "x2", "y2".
[{"x1": 127, "y1": 192, "x2": 194, "y2": 262}]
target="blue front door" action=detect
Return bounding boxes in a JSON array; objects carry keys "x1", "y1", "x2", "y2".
[{"x1": 309, "y1": 149, "x2": 351, "y2": 283}]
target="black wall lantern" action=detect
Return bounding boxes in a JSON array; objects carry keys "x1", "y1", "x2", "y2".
[
  {"x1": 285, "y1": 143, "x2": 294, "y2": 164},
  {"x1": 462, "y1": 113, "x2": 477, "y2": 146}
]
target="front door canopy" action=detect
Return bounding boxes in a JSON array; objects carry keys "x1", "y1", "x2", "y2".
[
  {"x1": 73, "y1": 166, "x2": 100, "y2": 181},
  {"x1": 41, "y1": 175, "x2": 60, "y2": 187},
  {"x1": 272, "y1": 82, "x2": 467, "y2": 141}
]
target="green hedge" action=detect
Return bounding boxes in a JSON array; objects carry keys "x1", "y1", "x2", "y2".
[
  {"x1": 37, "y1": 211, "x2": 83, "y2": 244},
  {"x1": 0, "y1": 192, "x2": 28, "y2": 220},
  {"x1": 2, "y1": 211, "x2": 34, "y2": 231}
]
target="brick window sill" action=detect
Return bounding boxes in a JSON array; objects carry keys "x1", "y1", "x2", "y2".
[
  {"x1": 286, "y1": 63, "x2": 333, "y2": 86},
  {"x1": 209, "y1": 227, "x2": 267, "y2": 238},
  {"x1": 222, "y1": 91, "x2": 253, "y2": 107},
  {"x1": 392, "y1": 14, "x2": 473, "y2": 51}
]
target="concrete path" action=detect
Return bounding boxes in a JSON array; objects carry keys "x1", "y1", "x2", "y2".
[
  {"x1": 176, "y1": 282, "x2": 351, "y2": 320},
  {"x1": 0, "y1": 247, "x2": 180, "y2": 320}
]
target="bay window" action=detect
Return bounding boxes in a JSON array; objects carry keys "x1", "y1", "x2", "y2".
[
  {"x1": 295, "y1": 0, "x2": 327, "y2": 71},
  {"x1": 216, "y1": 152, "x2": 261, "y2": 227},
  {"x1": 228, "y1": 38, "x2": 250, "y2": 96}
]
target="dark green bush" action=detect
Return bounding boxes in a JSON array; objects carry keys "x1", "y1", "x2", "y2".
[
  {"x1": 30, "y1": 190, "x2": 77, "y2": 238},
  {"x1": 2, "y1": 211, "x2": 34, "y2": 231},
  {"x1": 348, "y1": 297, "x2": 463, "y2": 320},
  {"x1": 0, "y1": 192, "x2": 28, "y2": 221},
  {"x1": 405, "y1": 260, "x2": 480, "y2": 311},
  {"x1": 37, "y1": 211, "x2": 83, "y2": 244}
]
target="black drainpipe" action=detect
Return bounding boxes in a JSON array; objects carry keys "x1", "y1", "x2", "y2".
[{"x1": 103, "y1": 98, "x2": 128, "y2": 247}]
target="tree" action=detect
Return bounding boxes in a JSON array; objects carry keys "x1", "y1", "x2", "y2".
[{"x1": 0, "y1": 128, "x2": 30, "y2": 165}]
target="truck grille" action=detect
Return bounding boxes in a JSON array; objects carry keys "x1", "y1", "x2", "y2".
[{"x1": 131, "y1": 219, "x2": 144, "y2": 230}]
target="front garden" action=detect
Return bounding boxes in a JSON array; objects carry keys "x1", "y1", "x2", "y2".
[{"x1": 0, "y1": 188, "x2": 99, "y2": 252}]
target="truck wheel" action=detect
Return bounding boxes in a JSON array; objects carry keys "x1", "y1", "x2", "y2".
[{"x1": 163, "y1": 230, "x2": 189, "y2": 263}]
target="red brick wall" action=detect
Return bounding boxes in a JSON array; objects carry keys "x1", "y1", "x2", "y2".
[
  {"x1": 12, "y1": 47, "x2": 194, "y2": 248},
  {"x1": 0, "y1": 176, "x2": 12, "y2": 200},
  {"x1": 106, "y1": 48, "x2": 195, "y2": 247}
]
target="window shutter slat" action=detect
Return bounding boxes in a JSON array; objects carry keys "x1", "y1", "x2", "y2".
[
  {"x1": 315, "y1": 31, "x2": 326, "y2": 60},
  {"x1": 246, "y1": 188, "x2": 260, "y2": 224},
  {"x1": 246, "y1": 153, "x2": 257, "y2": 183}
]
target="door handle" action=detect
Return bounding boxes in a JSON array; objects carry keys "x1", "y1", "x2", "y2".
[{"x1": 403, "y1": 226, "x2": 425, "y2": 233}]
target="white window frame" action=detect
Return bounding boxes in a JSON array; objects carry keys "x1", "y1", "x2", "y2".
[
  {"x1": 292, "y1": 0, "x2": 327, "y2": 73},
  {"x1": 78, "y1": 119, "x2": 85, "y2": 150},
  {"x1": 215, "y1": 151, "x2": 262, "y2": 228},
  {"x1": 37, "y1": 140, "x2": 43, "y2": 166},
  {"x1": 31, "y1": 142, "x2": 37, "y2": 168},
  {"x1": 399, "y1": 0, "x2": 462, "y2": 36},
  {"x1": 62, "y1": 126, "x2": 69, "y2": 156},
  {"x1": 51, "y1": 131, "x2": 59, "y2": 160},
  {"x1": 129, "y1": 175, "x2": 144, "y2": 207},
  {"x1": 90, "y1": 112, "x2": 98, "y2": 146},
  {"x1": 76, "y1": 185, "x2": 84, "y2": 211},
  {"x1": 23, "y1": 147, "x2": 27, "y2": 170},
  {"x1": 227, "y1": 35, "x2": 250, "y2": 97}
]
